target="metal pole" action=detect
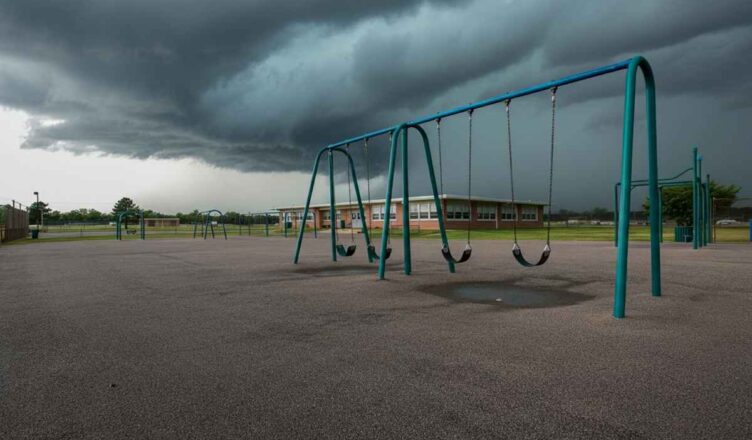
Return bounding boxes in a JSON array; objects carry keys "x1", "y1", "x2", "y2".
[
  {"x1": 706, "y1": 174, "x2": 712, "y2": 243},
  {"x1": 698, "y1": 155, "x2": 704, "y2": 247},
  {"x1": 412, "y1": 124, "x2": 455, "y2": 273},
  {"x1": 401, "y1": 126, "x2": 411, "y2": 275},
  {"x1": 378, "y1": 127, "x2": 403, "y2": 280},
  {"x1": 644, "y1": 60, "x2": 661, "y2": 300},
  {"x1": 693, "y1": 148, "x2": 699, "y2": 250},
  {"x1": 328, "y1": 151, "x2": 337, "y2": 261},
  {"x1": 326, "y1": 59, "x2": 636, "y2": 151},
  {"x1": 614, "y1": 56, "x2": 660, "y2": 319}
]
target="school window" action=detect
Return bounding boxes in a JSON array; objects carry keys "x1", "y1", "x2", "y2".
[
  {"x1": 408, "y1": 202, "x2": 436, "y2": 220},
  {"x1": 410, "y1": 204, "x2": 419, "y2": 220},
  {"x1": 351, "y1": 211, "x2": 361, "y2": 220},
  {"x1": 478, "y1": 204, "x2": 496, "y2": 221},
  {"x1": 501, "y1": 205, "x2": 516, "y2": 221},
  {"x1": 420, "y1": 203, "x2": 433, "y2": 219},
  {"x1": 322, "y1": 210, "x2": 331, "y2": 221},
  {"x1": 521, "y1": 206, "x2": 538, "y2": 221},
  {"x1": 428, "y1": 203, "x2": 438, "y2": 219},
  {"x1": 371, "y1": 204, "x2": 396, "y2": 221},
  {"x1": 296, "y1": 211, "x2": 312, "y2": 221},
  {"x1": 446, "y1": 202, "x2": 470, "y2": 220},
  {"x1": 336, "y1": 211, "x2": 341, "y2": 220}
]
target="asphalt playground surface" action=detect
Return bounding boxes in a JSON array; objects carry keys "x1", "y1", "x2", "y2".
[{"x1": 1, "y1": 236, "x2": 751, "y2": 439}]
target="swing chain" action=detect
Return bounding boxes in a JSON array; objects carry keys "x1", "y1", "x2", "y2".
[
  {"x1": 364, "y1": 138, "x2": 371, "y2": 204},
  {"x1": 466, "y1": 109, "x2": 473, "y2": 245},
  {"x1": 505, "y1": 99, "x2": 518, "y2": 244},
  {"x1": 345, "y1": 143, "x2": 355, "y2": 244},
  {"x1": 546, "y1": 87, "x2": 557, "y2": 245},
  {"x1": 329, "y1": 150, "x2": 340, "y2": 243},
  {"x1": 436, "y1": 118, "x2": 444, "y2": 196}
]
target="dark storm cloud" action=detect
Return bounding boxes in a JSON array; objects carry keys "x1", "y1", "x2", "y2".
[{"x1": 1, "y1": 0, "x2": 751, "y2": 204}]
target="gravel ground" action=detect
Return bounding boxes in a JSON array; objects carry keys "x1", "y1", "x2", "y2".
[{"x1": 0, "y1": 236, "x2": 750, "y2": 439}]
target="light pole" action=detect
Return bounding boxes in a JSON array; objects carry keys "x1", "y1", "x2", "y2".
[{"x1": 33, "y1": 191, "x2": 40, "y2": 230}]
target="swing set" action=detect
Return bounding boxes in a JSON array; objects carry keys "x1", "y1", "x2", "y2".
[
  {"x1": 294, "y1": 56, "x2": 661, "y2": 318},
  {"x1": 193, "y1": 209, "x2": 228, "y2": 240},
  {"x1": 115, "y1": 210, "x2": 145, "y2": 240}
]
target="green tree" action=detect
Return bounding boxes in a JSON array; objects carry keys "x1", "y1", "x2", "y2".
[
  {"x1": 28, "y1": 201, "x2": 51, "y2": 224},
  {"x1": 590, "y1": 207, "x2": 610, "y2": 220},
  {"x1": 112, "y1": 197, "x2": 139, "y2": 215},
  {"x1": 643, "y1": 181, "x2": 740, "y2": 226}
]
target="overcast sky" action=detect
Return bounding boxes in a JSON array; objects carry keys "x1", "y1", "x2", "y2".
[{"x1": 1, "y1": 0, "x2": 750, "y2": 213}]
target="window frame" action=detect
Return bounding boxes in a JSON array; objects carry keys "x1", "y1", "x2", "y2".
[
  {"x1": 500, "y1": 204, "x2": 517, "y2": 221},
  {"x1": 477, "y1": 203, "x2": 497, "y2": 221},
  {"x1": 521, "y1": 206, "x2": 538, "y2": 221},
  {"x1": 446, "y1": 202, "x2": 470, "y2": 221}
]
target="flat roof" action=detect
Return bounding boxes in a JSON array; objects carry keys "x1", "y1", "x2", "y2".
[{"x1": 276, "y1": 194, "x2": 546, "y2": 211}]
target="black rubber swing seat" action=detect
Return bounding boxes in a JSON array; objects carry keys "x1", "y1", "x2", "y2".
[
  {"x1": 511, "y1": 243, "x2": 551, "y2": 267},
  {"x1": 336, "y1": 244, "x2": 357, "y2": 257},
  {"x1": 441, "y1": 243, "x2": 472, "y2": 264},
  {"x1": 367, "y1": 244, "x2": 392, "y2": 260}
]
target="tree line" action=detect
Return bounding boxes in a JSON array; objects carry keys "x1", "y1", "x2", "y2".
[
  {"x1": 19, "y1": 183, "x2": 743, "y2": 227},
  {"x1": 25, "y1": 197, "x2": 272, "y2": 225}
]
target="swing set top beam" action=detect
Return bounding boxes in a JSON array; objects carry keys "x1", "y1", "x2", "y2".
[{"x1": 323, "y1": 58, "x2": 635, "y2": 150}]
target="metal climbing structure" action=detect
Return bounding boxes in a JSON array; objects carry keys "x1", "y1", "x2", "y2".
[
  {"x1": 614, "y1": 147, "x2": 711, "y2": 248},
  {"x1": 294, "y1": 56, "x2": 661, "y2": 319}
]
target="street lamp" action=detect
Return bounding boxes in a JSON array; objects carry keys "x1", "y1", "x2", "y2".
[{"x1": 33, "y1": 191, "x2": 40, "y2": 230}]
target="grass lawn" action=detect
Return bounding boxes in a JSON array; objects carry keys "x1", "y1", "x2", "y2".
[
  {"x1": 7, "y1": 224, "x2": 748, "y2": 245},
  {"x1": 379, "y1": 225, "x2": 750, "y2": 243}
]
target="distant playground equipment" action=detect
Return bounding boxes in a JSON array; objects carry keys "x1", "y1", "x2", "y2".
[
  {"x1": 294, "y1": 55, "x2": 661, "y2": 319},
  {"x1": 193, "y1": 210, "x2": 227, "y2": 240},
  {"x1": 115, "y1": 210, "x2": 145, "y2": 240},
  {"x1": 614, "y1": 147, "x2": 711, "y2": 249},
  {"x1": 246, "y1": 212, "x2": 276, "y2": 237}
]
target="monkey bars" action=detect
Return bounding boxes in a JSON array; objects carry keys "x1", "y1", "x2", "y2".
[{"x1": 614, "y1": 147, "x2": 711, "y2": 248}]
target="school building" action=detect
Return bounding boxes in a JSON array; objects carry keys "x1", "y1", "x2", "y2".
[
  {"x1": 276, "y1": 195, "x2": 545, "y2": 231},
  {"x1": 143, "y1": 218, "x2": 180, "y2": 228}
]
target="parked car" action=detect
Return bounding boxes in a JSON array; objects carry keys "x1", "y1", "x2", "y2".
[{"x1": 715, "y1": 219, "x2": 739, "y2": 225}]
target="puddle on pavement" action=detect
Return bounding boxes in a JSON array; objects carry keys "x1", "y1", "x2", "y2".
[{"x1": 424, "y1": 281, "x2": 593, "y2": 308}]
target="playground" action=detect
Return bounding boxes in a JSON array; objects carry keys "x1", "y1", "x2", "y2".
[
  {"x1": 1, "y1": 52, "x2": 750, "y2": 439},
  {"x1": 1, "y1": 236, "x2": 750, "y2": 438}
]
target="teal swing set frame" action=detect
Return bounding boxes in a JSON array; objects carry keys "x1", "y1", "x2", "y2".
[
  {"x1": 115, "y1": 209, "x2": 145, "y2": 240},
  {"x1": 193, "y1": 209, "x2": 228, "y2": 240},
  {"x1": 294, "y1": 56, "x2": 661, "y2": 318}
]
